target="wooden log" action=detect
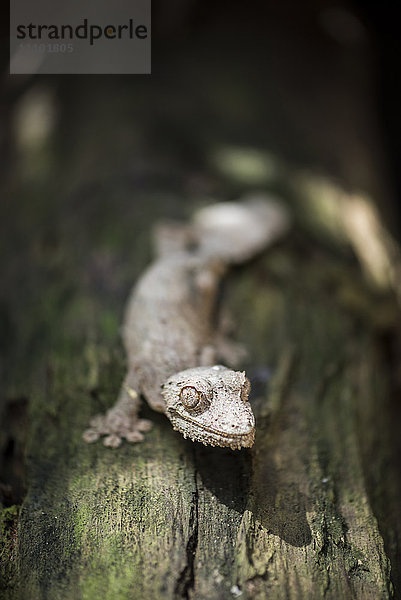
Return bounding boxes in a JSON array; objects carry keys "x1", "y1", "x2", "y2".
[{"x1": 1, "y1": 219, "x2": 400, "y2": 598}]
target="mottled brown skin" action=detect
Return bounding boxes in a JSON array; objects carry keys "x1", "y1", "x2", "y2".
[
  {"x1": 83, "y1": 198, "x2": 289, "y2": 449},
  {"x1": 123, "y1": 253, "x2": 224, "y2": 410}
]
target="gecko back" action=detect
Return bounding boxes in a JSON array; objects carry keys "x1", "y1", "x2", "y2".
[{"x1": 83, "y1": 195, "x2": 290, "y2": 448}]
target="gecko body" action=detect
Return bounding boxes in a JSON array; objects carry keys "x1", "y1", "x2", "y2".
[{"x1": 83, "y1": 197, "x2": 289, "y2": 450}]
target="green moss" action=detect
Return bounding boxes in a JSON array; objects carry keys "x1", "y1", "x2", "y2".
[{"x1": 0, "y1": 505, "x2": 20, "y2": 597}]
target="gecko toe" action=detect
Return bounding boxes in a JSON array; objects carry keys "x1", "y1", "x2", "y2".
[
  {"x1": 137, "y1": 419, "x2": 153, "y2": 432},
  {"x1": 125, "y1": 431, "x2": 145, "y2": 443},
  {"x1": 82, "y1": 429, "x2": 101, "y2": 443},
  {"x1": 103, "y1": 434, "x2": 122, "y2": 448}
]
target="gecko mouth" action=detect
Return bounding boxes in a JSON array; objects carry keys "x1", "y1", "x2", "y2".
[{"x1": 166, "y1": 409, "x2": 255, "y2": 449}]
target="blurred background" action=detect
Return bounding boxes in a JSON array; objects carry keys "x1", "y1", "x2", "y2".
[{"x1": 2, "y1": 0, "x2": 401, "y2": 214}]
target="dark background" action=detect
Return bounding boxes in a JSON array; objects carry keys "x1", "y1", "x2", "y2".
[{"x1": 1, "y1": 0, "x2": 401, "y2": 227}]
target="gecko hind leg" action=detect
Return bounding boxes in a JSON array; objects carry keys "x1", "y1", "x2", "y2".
[
  {"x1": 199, "y1": 335, "x2": 247, "y2": 369},
  {"x1": 83, "y1": 373, "x2": 152, "y2": 448}
]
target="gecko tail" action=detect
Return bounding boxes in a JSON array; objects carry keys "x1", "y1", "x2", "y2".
[{"x1": 193, "y1": 193, "x2": 290, "y2": 264}]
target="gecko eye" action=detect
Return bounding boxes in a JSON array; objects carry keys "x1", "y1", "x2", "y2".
[
  {"x1": 180, "y1": 386, "x2": 210, "y2": 414},
  {"x1": 241, "y1": 377, "x2": 251, "y2": 401}
]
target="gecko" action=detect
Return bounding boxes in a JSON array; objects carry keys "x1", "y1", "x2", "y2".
[{"x1": 83, "y1": 196, "x2": 289, "y2": 450}]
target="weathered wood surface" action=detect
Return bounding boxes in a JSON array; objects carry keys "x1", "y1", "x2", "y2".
[
  {"x1": 1, "y1": 189, "x2": 400, "y2": 598},
  {"x1": 2, "y1": 5, "x2": 401, "y2": 598}
]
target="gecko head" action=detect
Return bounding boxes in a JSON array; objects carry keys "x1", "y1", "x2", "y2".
[{"x1": 162, "y1": 365, "x2": 255, "y2": 450}]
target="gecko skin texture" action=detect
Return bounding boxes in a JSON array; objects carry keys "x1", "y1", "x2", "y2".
[
  {"x1": 163, "y1": 366, "x2": 255, "y2": 449},
  {"x1": 83, "y1": 196, "x2": 289, "y2": 450}
]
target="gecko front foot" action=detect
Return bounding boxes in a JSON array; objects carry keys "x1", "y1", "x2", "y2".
[
  {"x1": 83, "y1": 384, "x2": 152, "y2": 448},
  {"x1": 83, "y1": 415, "x2": 152, "y2": 448}
]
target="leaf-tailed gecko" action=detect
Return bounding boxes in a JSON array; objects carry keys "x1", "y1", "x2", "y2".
[{"x1": 83, "y1": 196, "x2": 289, "y2": 450}]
